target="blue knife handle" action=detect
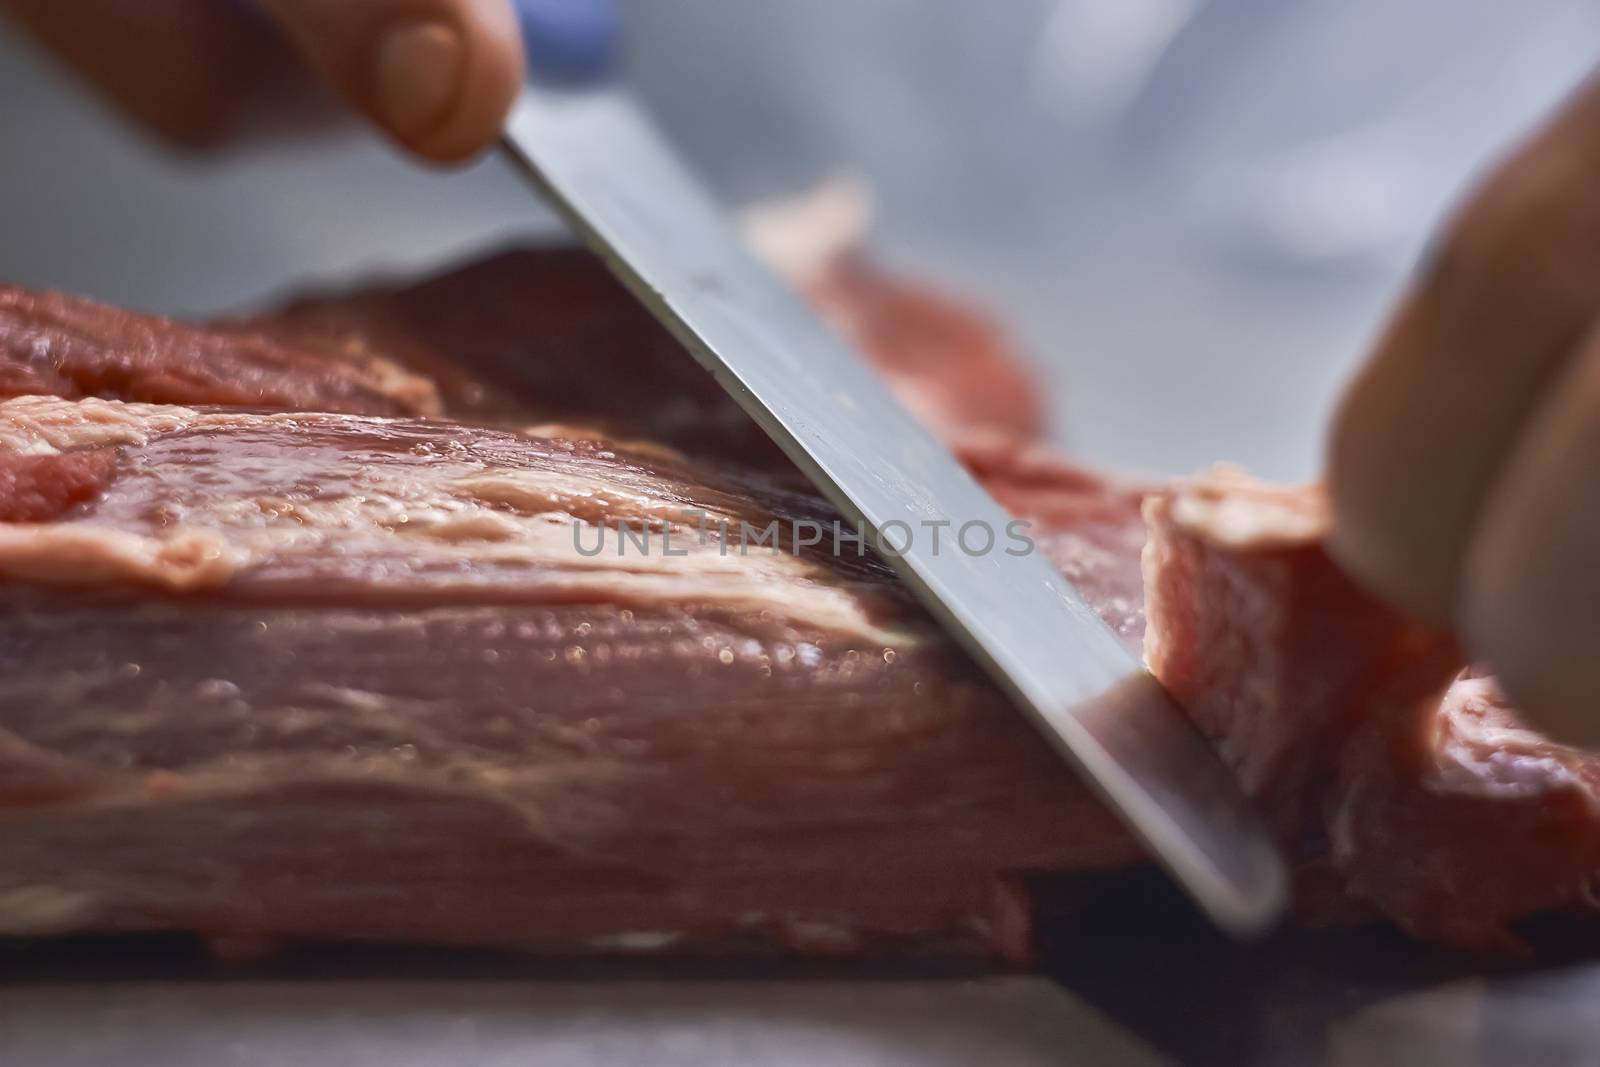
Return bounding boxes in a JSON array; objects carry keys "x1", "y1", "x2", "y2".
[
  {"x1": 514, "y1": 0, "x2": 619, "y2": 84},
  {"x1": 223, "y1": 0, "x2": 618, "y2": 85}
]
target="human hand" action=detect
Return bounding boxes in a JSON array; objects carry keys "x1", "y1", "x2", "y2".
[
  {"x1": 1330, "y1": 70, "x2": 1600, "y2": 747},
  {"x1": 3, "y1": 0, "x2": 611, "y2": 162}
]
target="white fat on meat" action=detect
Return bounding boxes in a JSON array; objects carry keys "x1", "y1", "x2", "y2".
[{"x1": 0, "y1": 397, "x2": 923, "y2": 648}]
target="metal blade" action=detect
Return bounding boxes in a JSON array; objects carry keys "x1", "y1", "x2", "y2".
[{"x1": 502, "y1": 87, "x2": 1287, "y2": 935}]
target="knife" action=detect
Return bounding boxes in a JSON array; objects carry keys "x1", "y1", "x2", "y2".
[{"x1": 503, "y1": 0, "x2": 1288, "y2": 935}]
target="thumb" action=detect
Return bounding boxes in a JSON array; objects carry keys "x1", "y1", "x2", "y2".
[{"x1": 255, "y1": 0, "x2": 524, "y2": 162}]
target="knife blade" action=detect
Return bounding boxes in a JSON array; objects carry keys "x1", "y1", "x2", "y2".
[{"x1": 501, "y1": 84, "x2": 1287, "y2": 936}]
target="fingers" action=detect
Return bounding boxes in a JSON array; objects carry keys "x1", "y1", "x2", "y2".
[
  {"x1": 1328, "y1": 69, "x2": 1600, "y2": 623},
  {"x1": 1461, "y1": 328, "x2": 1600, "y2": 747},
  {"x1": 255, "y1": 0, "x2": 524, "y2": 162},
  {"x1": 1, "y1": 0, "x2": 280, "y2": 146},
  {"x1": 3, "y1": 0, "x2": 523, "y2": 158},
  {"x1": 1329, "y1": 68, "x2": 1600, "y2": 746}
]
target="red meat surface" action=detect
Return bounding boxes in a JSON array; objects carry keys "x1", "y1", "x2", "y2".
[
  {"x1": 0, "y1": 246, "x2": 1595, "y2": 959},
  {"x1": 0, "y1": 396, "x2": 1145, "y2": 956},
  {"x1": 1144, "y1": 470, "x2": 1600, "y2": 950}
]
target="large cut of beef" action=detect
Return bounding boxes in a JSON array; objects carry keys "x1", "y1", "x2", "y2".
[{"x1": 0, "y1": 228, "x2": 1596, "y2": 959}]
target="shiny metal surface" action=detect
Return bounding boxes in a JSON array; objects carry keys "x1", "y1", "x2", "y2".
[{"x1": 502, "y1": 86, "x2": 1287, "y2": 935}]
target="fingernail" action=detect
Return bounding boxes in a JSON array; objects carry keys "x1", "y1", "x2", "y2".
[{"x1": 371, "y1": 19, "x2": 465, "y2": 144}]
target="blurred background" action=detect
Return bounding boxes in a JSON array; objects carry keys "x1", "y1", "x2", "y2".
[{"x1": 1, "y1": 0, "x2": 1597, "y2": 480}]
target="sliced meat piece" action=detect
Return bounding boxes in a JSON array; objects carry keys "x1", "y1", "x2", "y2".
[
  {"x1": 0, "y1": 395, "x2": 1143, "y2": 957},
  {"x1": 1143, "y1": 466, "x2": 1600, "y2": 949},
  {"x1": 1142, "y1": 468, "x2": 1458, "y2": 843},
  {"x1": 1332, "y1": 676, "x2": 1600, "y2": 951}
]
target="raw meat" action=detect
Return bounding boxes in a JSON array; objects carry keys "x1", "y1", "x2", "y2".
[
  {"x1": 0, "y1": 394, "x2": 1144, "y2": 957},
  {"x1": 0, "y1": 285, "x2": 443, "y2": 419},
  {"x1": 0, "y1": 250, "x2": 1144, "y2": 958},
  {"x1": 1, "y1": 240, "x2": 1597, "y2": 960},
  {"x1": 1145, "y1": 470, "x2": 1600, "y2": 950}
]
